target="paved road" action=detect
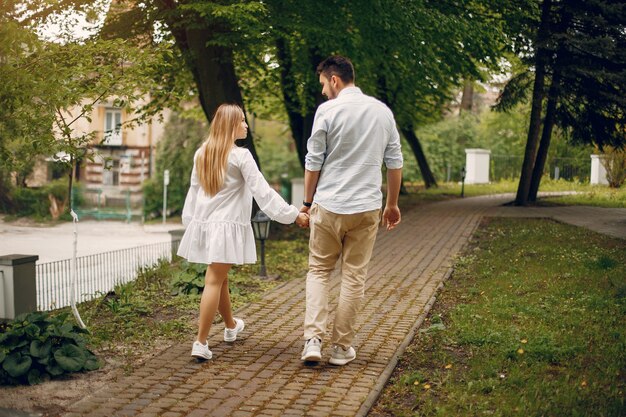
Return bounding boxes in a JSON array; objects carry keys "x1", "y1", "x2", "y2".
[{"x1": 0, "y1": 218, "x2": 181, "y2": 263}]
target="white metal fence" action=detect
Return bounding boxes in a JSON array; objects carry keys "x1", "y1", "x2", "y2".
[
  {"x1": 490, "y1": 155, "x2": 589, "y2": 181},
  {"x1": 36, "y1": 240, "x2": 180, "y2": 311}
]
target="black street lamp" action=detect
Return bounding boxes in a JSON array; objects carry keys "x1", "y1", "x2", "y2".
[{"x1": 251, "y1": 210, "x2": 271, "y2": 277}]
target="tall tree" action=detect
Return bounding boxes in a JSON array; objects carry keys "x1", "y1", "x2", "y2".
[
  {"x1": 514, "y1": 0, "x2": 552, "y2": 206},
  {"x1": 497, "y1": 0, "x2": 626, "y2": 203},
  {"x1": 100, "y1": 0, "x2": 266, "y2": 165},
  {"x1": 0, "y1": 6, "x2": 170, "y2": 210}
]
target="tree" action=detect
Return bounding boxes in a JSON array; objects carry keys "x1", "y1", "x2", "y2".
[
  {"x1": 1, "y1": 2, "x2": 183, "y2": 213},
  {"x1": 497, "y1": 0, "x2": 626, "y2": 204},
  {"x1": 100, "y1": 0, "x2": 266, "y2": 165},
  {"x1": 143, "y1": 112, "x2": 206, "y2": 218}
]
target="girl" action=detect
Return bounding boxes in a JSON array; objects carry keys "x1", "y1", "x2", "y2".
[{"x1": 177, "y1": 104, "x2": 308, "y2": 360}]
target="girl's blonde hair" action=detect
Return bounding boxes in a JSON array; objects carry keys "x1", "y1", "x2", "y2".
[{"x1": 197, "y1": 104, "x2": 244, "y2": 196}]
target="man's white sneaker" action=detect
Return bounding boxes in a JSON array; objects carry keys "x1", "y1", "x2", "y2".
[
  {"x1": 329, "y1": 345, "x2": 356, "y2": 365},
  {"x1": 301, "y1": 337, "x2": 322, "y2": 362},
  {"x1": 191, "y1": 341, "x2": 212, "y2": 360},
  {"x1": 224, "y1": 318, "x2": 245, "y2": 342}
]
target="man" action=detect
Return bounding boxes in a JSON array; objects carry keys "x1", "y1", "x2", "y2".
[{"x1": 300, "y1": 55, "x2": 403, "y2": 365}]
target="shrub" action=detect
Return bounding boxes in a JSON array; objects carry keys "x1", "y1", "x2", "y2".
[
  {"x1": 0, "y1": 311, "x2": 100, "y2": 385},
  {"x1": 170, "y1": 261, "x2": 207, "y2": 295},
  {"x1": 601, "y1": 147, "x2": 626, "y2": 188},
  {"x1": 5, "y1": 178, "x2": 82, "y2": 220}
]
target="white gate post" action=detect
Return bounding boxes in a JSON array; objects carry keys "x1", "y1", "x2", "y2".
[
  {"x1": 590, "y1": 154, "x2": 609, "y2": 185},
  {"x1": 465, "y1": 149, "x2": 491, "y2": 184}
]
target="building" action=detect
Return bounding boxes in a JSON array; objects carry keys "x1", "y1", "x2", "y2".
[{"x1": 28, "y1": 97, "x2": 170, "y2": 208}]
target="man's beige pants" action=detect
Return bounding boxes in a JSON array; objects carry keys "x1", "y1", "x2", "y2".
[{"x1": 304, "y1": 204, "x2": 380, "y2": 349}]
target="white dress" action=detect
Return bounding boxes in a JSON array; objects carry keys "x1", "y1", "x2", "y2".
[{"x1": 177, "y1": 146, "x2": 299, "y2": 264}]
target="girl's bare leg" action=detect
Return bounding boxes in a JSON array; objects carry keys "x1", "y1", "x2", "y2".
[
  {"x1": 218, "y1": 277, "x2": 236, "y2": 329},
  {"x1": 196, "y1": 263, "x2": 232, "y2": 343}
]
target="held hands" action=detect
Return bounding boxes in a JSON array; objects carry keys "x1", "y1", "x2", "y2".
[
  {"x1": 295, "y1": 211, "x2": 310, "y2": 228},
  {"x1": 382, "y1": 205, "x2": 401, "y2": 231}
]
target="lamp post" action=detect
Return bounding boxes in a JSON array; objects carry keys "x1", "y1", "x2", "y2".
[{"x1": 251, "y1": 210, "x2": 271, "y2": 277}]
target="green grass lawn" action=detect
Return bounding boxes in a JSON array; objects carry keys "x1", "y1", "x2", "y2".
[
  {"x1": 370, "y1": 217, "x2": 626, "y2": 417},
  {"x1": 405, "y1": 178, "x2": 626, "y2": 208}
]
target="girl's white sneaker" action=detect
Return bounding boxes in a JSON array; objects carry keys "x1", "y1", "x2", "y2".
[
  {"x1": 191, "y1": 341, "x2": 212, "y2": 360},
  {"x1": 224, "y1": 318, "x2": 245, "y2": 342}
]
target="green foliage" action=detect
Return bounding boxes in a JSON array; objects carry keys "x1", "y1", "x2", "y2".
[
  {"x1": 0, "y1": 311, "x2": 100, "y2": 385},
  {"x1": 3, "y1": 179, "x2": 84, "y2": 220},
  {"x1": 143, "y1": 113, "x2": 206, "y2": 219},
  {"x1": 373, "y1": 218, "x2": 626, "y2": 416},
  {"x1": 1, "y1": 2, "x2": 188, "y2": 219},
  {"x1": 409, "y1": 104, "x2": 593, "y2": 183},
  {"x1": 170, "y1": 261, "x2": 207, "y2": 296},
  {"x1": 254, "y1": 119, "x2": 303, "y2": 184}
]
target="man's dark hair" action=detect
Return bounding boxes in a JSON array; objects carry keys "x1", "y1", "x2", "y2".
[{"x1": 316, "y1": 55, "x2": 355, "y2": 83}]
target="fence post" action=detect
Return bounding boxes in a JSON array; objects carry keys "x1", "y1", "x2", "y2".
[
  {"x1": 590, "y1": 154, "x2": 609, "y2": 185},
  {"x1": 168, "y1": 229, "x2": 185, "y2": 259},
  {"x1": 0, "y1": 254, "x2": 39, "y2": 320}
]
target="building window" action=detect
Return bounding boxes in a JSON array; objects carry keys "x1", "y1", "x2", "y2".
[
  {"x1": 102, "y1": 158, "x2": 120, "y2": 186},
  {"x1": 103, "y1": 108, "x2": 122, "y2": 146}
]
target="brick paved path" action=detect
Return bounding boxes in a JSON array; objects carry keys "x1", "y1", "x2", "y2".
[{"x1": 63, "y1": 195, "x2": 624, "y2": 417}]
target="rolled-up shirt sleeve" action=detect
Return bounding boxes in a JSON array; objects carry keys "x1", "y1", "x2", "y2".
[
  {"x1": 384, "y1": 122, "x2": 403, "y2": 170},
  {"x1": 304, "y1": 110, "x2": 328, "y2": 172},
  {"x1": 239, "y1": 150, "x2": 299, "y2": 224},
  {"x1": 181, "y1": 152, "x2": 201, "y2": 227}
]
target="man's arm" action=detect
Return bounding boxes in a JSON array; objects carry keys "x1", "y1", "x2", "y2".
[
  {"x1": 301, "y1": 169, "x2": 321, "y2": 213},
  {"x1": 383, "y1": 168, "x2": 402, "y2": 230}
]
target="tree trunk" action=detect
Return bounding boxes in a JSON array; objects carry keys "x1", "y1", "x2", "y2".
[
  {"x1": 528, "y1": 69, "x2": 560, "y2": 202},
  {"x1": 375, "y1": 76, "x2": 437, "y2": 189},
  {"x1": 401, "y1": 127, "x2": 438, "y2": 188},
  {"x1": 154, "y1": 0, "x2": 260, "y2": 167},
  {"x1": 528, "y1": 6, "x2": 571, "y2": 202},
  {"x1": 459, "y1": 78, "x2": 474, "y2": 114},
  {"x1": 515, "y1": 0, "x2": 552, "y2": 206},
  {"x1": 275, "y1": 39, "x2": 324, "y2": 168},
  {"x1": 184, "y1": 29, "x2": 260, "y2": 165}
]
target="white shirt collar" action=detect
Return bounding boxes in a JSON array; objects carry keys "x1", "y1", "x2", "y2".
[{"x1": 337, "y1": 86, "x2": 362, "y2": 97}]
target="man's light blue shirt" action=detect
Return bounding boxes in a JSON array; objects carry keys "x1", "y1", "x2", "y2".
[{"x1": 304, "y1": 86, "x2": 403, "y2": 214}]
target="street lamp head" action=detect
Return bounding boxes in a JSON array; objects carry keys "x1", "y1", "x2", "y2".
[{"x1": 251, "y1": 210, "x2": 271, "y2": 241}]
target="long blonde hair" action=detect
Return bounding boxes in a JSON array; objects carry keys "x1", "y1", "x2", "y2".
[{"x1": 197, "y1": 104, "x2": 244, "y2": 196}]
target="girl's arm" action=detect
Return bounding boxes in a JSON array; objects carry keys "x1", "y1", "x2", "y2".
[
  {"x1": 181, "y1": 151, "x2": 201, "y2": 227},
  {"x1": 239, "y1": 150, "x2": 299, "y2": 224}
]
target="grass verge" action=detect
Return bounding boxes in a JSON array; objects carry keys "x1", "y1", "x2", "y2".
[
  {"x1": 406, "y1": 179, "x2": 625, "y2": 207},
  {"x1": 370, "y1": 217, "x2": 626, "y2": 417}
]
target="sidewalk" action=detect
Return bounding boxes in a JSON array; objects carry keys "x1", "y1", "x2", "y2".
[{"x1": 62, "y1": 195, "x2": 625, "y2": 417}]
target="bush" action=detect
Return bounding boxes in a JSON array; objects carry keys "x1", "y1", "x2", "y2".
[
  {"x1": 0, "y1": 311, "x2": 100, "y2": 385},
  {"x1": 601, "y1": 147, "x2": 626, "y2": 188},
  {"x1": 170, "y1": 261, "x2": 207, "y2": 295},
  {"x1": 5, "y1": 178, "x2": 82, "y2": 220},
  {"x1": 143, "y1": 113, "x2": 206, "y2": 219}
]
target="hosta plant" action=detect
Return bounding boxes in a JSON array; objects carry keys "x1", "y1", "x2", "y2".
[
  {"x1": 170, "y1": 261, "x2": 207, "y2": 295},
  {"x1": 0, "y1": 311, "x2": 100, "y2": 385}
]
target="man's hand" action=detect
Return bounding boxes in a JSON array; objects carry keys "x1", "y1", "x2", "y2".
[
  {"x1": 295, "y1": 212, "x2": 310, "y2": 228},
  {"x1": 299, "y1": 205, "x2": 311, "y2": 215},
  {"x1": 382, "y1": 205, "x2": 401, "y2": 231}
]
